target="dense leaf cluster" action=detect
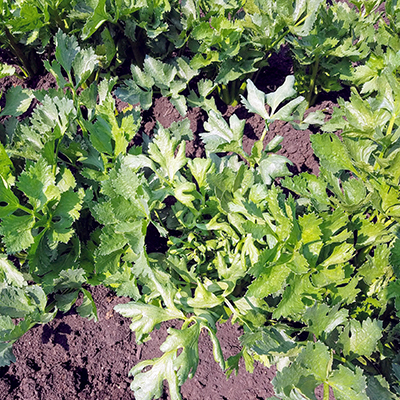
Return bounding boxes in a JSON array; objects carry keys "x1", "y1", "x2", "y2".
[{"x1": 1, "y1": 1, "x2": 400, "y2": 400}]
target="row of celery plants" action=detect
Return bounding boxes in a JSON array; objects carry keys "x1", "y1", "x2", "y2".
[{"x1": 1, "y1": 0, "x2": 398, "y2": 106}]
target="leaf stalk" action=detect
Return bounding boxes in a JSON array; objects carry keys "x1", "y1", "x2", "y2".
[{"x1": 323, "y1": 382, "x2": 330, "y2": 400}]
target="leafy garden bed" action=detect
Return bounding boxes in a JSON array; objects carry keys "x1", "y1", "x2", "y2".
[{"x1": 1, "y1": 1, "x2": 400, "y2": 400}]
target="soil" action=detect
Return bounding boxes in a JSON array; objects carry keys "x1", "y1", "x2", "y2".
[{"x1": 0, "y1": 42, "x2": 338, "y2": 400}]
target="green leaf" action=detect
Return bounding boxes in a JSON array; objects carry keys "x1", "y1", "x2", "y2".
[
  {"x1": 320, "y1": 242, "x2": 355, "y2": 268},
  {"x1": 0, "y1": 314, "x2": 28, "y2": 342},
  {"x1": 149, "y1": 128, "x2": 187, "y2": 181},
  {"x1": 129, "y1": 351, "x2": 179, "y2": 400},
  {"x1": 17, "y1": 95, "x2": 76, "y2": 161},
  {"x1": 97, "y1": 226, "x2": 128, "y2": 256},
  {"x1": 0, "y1": 255, "x2": 26, "y2": 287},
  {"x1": 144, "y1": 57, "x2": 176, "y2": 90},
  {"x1": 273, "y1": 274, "x2": 318, "y2": 319},
  {"x1": 186, "y1": 281, "x2": 224, "y2": 309},
  {"x1": 160, "y1": 323, "x2": 201, "y2": 383},
  {"x1": 188, "y1": 158, "x2": 214, "y2": 190},
  {"x1": 311, "y1": 134, "x2": 356, "y2": 174},
  {"x1": 138, "y1": 252, "x2": 183, "y2": 312},
  {"x1": 129, "y1": 321, "x2": 205, "y2": 400},
  {"x1": 299, "y1": 213, "x2": 322, "y2": 244},
  {"x1": 200, "y1": 111, "x2": 245, "y2": 153},
  {"x1": 100, "y1": 163, "x2": 150, "y2": 222},
  {"x1": 290, "y1": 0, "x2": 324, "y2": 36},
  {"x1": 175, "y1": 57, "x2": 198, "y2": 82},
  {"x1": 0, "y1": 143, "x2": 13, "y2": 182},
  {"x1": 273, "y1": 96, "x2": 306, "y2": 123},
  {"x1": 55, "y1": 291, "x2": 79, "y2": 312},
  {"x1": 0, "y1": 63, "x2": 15, "y2": 79},
  {"x1": 371, "y1": 178, "x2": 400, "y2": 218},
  {"x1": 312, "y1": 263, "x2": 348, "y2": 288},
  {"x1": 241, "y1": 76, "x2": 305, "y2": 124},
  {"x1": 328, "y1": 365, "x2": 368, "y2": 400},
  {"x1": 44, "y1": 59, "x2": 68, "y2": 88},
  {"x1": 96, "y1": 27, "x2": 117, "y2": 68},
  {"x1": 79, "y1": 82, "x2": 98, "y2": 117},
  {"x1": 390, "y1": 238, "x2": 400, "y2": 277},
  {"x1": 49, "y1": 189, "x2": 84, "y2": 244},
  {"x1": 320, "y1": 209, "x2": 350, "y2": 243},
  {"x1": 16, "y1": 158, "x2": 59, "y2": 212},
  {"x1": 266, "y1": 75, "x2": 297, "y2": 116},
  {"x1": 174, "y1": 181, "x2": 198, "y2": 209},
  {"x1": 95, "y1": 250, "x2": 123, "y2": 274},
  {"x1": 0, "y1": 86, "x2": 33, "y2": 117},
  {"x1": 303, "y1": 303, "x2": 348, "y2": 339},
  {"x1": 38, "y1": 95, "x2": 76, "y2": 137},
  {"x1": 282, "y1": 173, "x2": 331, "y2": 211},
  {"x1": 115, "y1": 79, "x2": 153, "y2": 110},
  {"x1": 187, "y1": 79, "x2": 218, "y2": 112},
  {"x1": 85, "y1": 117, "x2": 113, "y2": 155},
  {"x1": 330, "y1": 277, "x2": 360, "y2": 306},
  {"x1": 338, "y1": 318, "x2": 382, "y2": 358},
  {"x1": 0, "y1": 286, "x2": 36, "y2": 318},
  {"x1": 130, "y1": 62, "x2": 155, "y2": 89},
  {"x1": 205, "y1": 325, "x2": 225, "y2": 371},
  {"x1": 55, "y1": 30, "x2": 79, "y2": 75},
  {"x1": 215, "y1": 57, "x2": 260, "y2": 85},
  {"x1": 241, "y1": 79, "x2": 269, "y2": 120},
  {"x1": 358, "y1": 244, "x2": 392, "y2": 287},
  {"x1": 0, "y1": 214, "x2": 35, "y2": 254},
  {"x1": 81, "y1": 0, "x2": 110, "y2": 40},
  {"x1": 242, "y1": 220, "x2": 275, "y2": 242},
  {"x1": 244, "y1": 327, "x2": 297, "y2": 365},
  {"x1": 366, "y1": 375, "x2": 398, "y2": 400},
  {"x1": 53, "y1": 268, "x2": 87, "y2": 291},
  {"x1": 114, "y1": 301, "x2": 184, "y2": 344},
  {"x1": 180, "y1": 0, "x2": 196, "y2": 26},
  {"x1": 273, "y1": 342, "x2": 332, "y2": 399},
  {"x1": 341, "y1": 178, "x2": 366, "y2": 207},
  {"x1": 102, "y1": 265, "x2": 141, "y2": 299},
  {"x1": 72, "y1": 47, "x2": 98, "y2": 88},
  {"x1": 286, "y1": 252, "x2": 310, "y2": 275},
  {"x1": 56, "y1": 166, "x2": 76, "y2": 193},
  {"x1": 170, "y1": 96, "x2": 187, "y2": 116},
  {"x1": 25, "y1": 285, "x2": 47, "y2": 312},
  {"x1": 259, "y1": 154, "x2": 292, "y2": 185},
  {"x1": 247, "y1": 263, "x2": 291, "y2": 298},
  {"x1": 76, "y1": 288, "x2": 98, "y2": 322},
  {"x1": 0, "y1": 342, "x2": 15, "y2": 367},
  {"x1": 0, "y1": 177, "x2": 20, "y2": 218},
  {"x1": 166, "y1": 119, "x2": 194, "y2": 142}
]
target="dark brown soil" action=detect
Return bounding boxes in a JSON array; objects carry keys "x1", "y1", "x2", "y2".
[
  {"x1": 0, "y1": 43, "x2": 332, "y2": 400},
  {"x1": 0, "y1": 285, "x2": 277, "y2": 400}
]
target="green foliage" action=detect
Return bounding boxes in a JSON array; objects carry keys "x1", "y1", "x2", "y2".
[
  {"x1": 46, "y1": 30, "x2": 99, "y2": 91},
  {"x1": 0, "y1": 86, "x2": 34, "y2": 117},
  {"x1": 0, "y1": 0, "x2": 75, "y2": 76},
  {"x1": 200, "y1": 77, "x2": 321, "y2": 171},
  {"x1": 279, "y1": 84, "x2": 400, "y2": 399},
  {"x1": 115, "y1": 56, "x2": 198, "y2": 115},
  {"x1": 1, "y1": 4, "x2": 400, "y2": 400},
  {"x1": 0, "y1": 256, "x2": 57, "y2": 366},
  {"x1": 0, "y1": 63, "x2": 15, "y2": 79},
  {"x1": 286, "y1": 1, "x2": 379, "y2": 105},
  {"x1": 0, "y1": 31, "x2": 143, "y2": 366}
]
